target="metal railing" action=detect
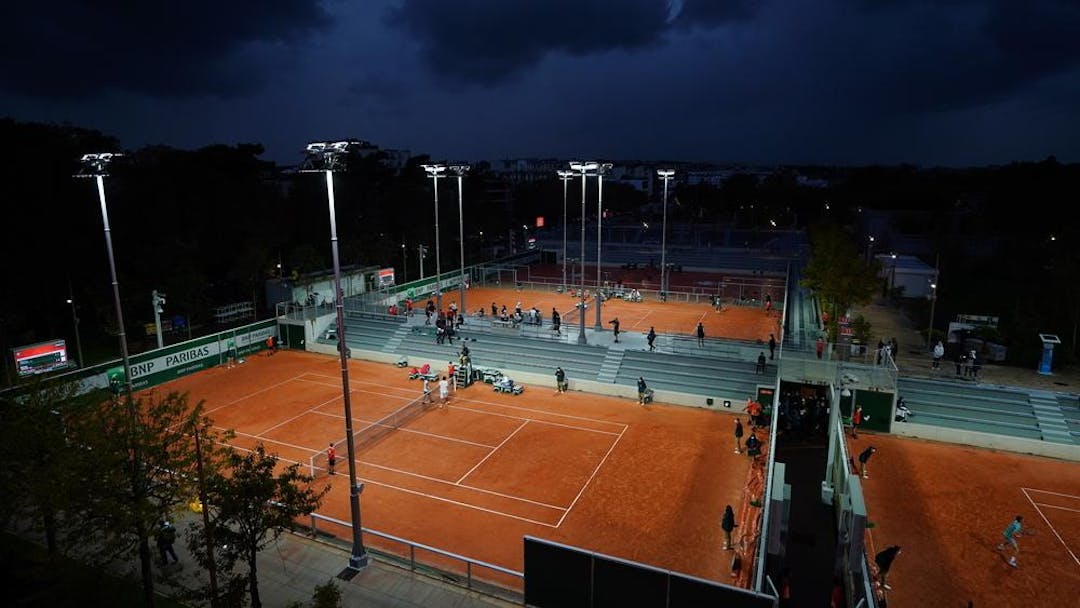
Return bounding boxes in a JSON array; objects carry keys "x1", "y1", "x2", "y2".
[{"x1": 305, "y1": 512, "x2": 525, "y2": 604}]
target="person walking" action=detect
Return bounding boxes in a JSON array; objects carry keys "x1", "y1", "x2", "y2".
[
  {"x1": 721, "y1": 505, "x2": 737, "y2": 550},
  {"x1": 157, "y1": 520, "x2": 180, "y2": 566},
  {"x1": 756, "y1": 351, "x2": 767, "y2": 374},
  {"x1": 647, "y1": 326, "x2": 657, "y2": 351},
  {"x1": 858, "y1": 445, "x2": 876, "y2": 479},
  {"x1": 996, "y1": 515, "x2": 1024, "y2": 568},
  {"x1": 696, "y1": 322, "x2": 705, "y2": 347},
  {"x1": 555, "y1": 367, "x2": 568, "y2": 393},
  {"x1": 874, "y1": 545, "x2": 901, "y2": 590},
  {"x1": 610, "y1": 317, "x2": 621, "y2": 343},
  {"x1": 932, "y1": 340, "x2": 945, "y2": 369},
  {"x1": 734, "y1": 418, "x2": 744, "y2": 454},
  {"x1": 422, "y1": 376, "x2": 433, "y2": 404},
  {"x1": 816, "y1": 336, "x2": 826, "y2": 360},
  {"x1": 637, "y1": 376, "x2": 648, "y2": 405},
  {"x1": 326, "y1": 443, "x2": 337, "y2": 476},
  {"x1": 768, "y1": 333, "x2": 777, "y2": 360},
  {"x1": 438, "y1": 376, "x2": 450, "y2": 407},
  {"x1": 851, "y1": 405, "x2": 865, "y2": 438},
  {"x1": 552, "y1": 308, "x2": 562, "y2": 335}
]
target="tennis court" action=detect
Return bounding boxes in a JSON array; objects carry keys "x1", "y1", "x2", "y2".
[
  {"x1": 437, "y1": 285, "x2": 781, "y2": 341},
  {"x1": 852, "y1": 433, "x2": 1079, "y2": 607},
  {"x1": 161, "y1": 349, "x2": 758, "y2": 589}
]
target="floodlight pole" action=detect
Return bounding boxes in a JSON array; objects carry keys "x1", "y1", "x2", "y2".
[
  {"x1": 450, "y1": 165, "x2": 470, "y2": 320},
  {"x1": 926, "y1": 254, "x2": 939, "y2": 348},
  {"x1": 423, "y1": 165, "x2": 447, "y2": 313},
  {"x1": 570, "y1": 162, "x2": 598, "y2": 344},
  {"x1": 557, "y1": 170, "x2": 573, "y2": 291},
  {"x1": 152, "y1": 290, "x2": 165, "y2": 349},
  {"x1": 66, "y1": 286, "x2": 83, "y2": 368},
  {"x1": 658, "y1": 170, "x2": 675, "y2": 299},
  {"x1": 594, "y1": 163, "x2": 612, "y2": 330},
  {"x1": 305, "y1": 142, "x2": 368, "y2": 571},
  {"x1": 93, "y1": 173, "x2": 134, "y2": 394}
]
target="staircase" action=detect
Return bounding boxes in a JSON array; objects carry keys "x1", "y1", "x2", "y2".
[
  {"x1": 597, "y1": 349, "x2": 625, "y2": 384},
  {"x1": 1029, "y1": 391, "x2": 1075, "y2": 444}
]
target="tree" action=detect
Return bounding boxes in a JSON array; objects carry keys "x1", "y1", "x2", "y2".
[
  {"x1": 801, "y1": 224, "x2": 881, "y2": 342},
  {"x1": 67, "y1": 391, "x2": 222, "y2": 608},
  {"x1": 200, "y1": 443, "x2": 328, "y2": 608},
  {"x1": 0, "y1": 378, "x2": 84, "y2": 554}
]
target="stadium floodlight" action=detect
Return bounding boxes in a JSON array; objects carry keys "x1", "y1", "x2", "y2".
[
  {"x1": 569, "y1": 161, "x2": 599, "y2": 344},
  {"x1": 152, "y1": 290, "x2": 167, "y2": 349},
  {"x1": 657, "y1": 170, "x2": 675, "y2": 299},
  {"x1": 304, "y1": 139, "x2": 369, "y2": 571},
  {"x1": 301, "y1": 140, "x2": 358, "y2": 172},
  {"x1": 75, "y1": 152, "x2": 132, "y2": 394},
  {"x1": 594, "y1": 163, "x2": 613, "y2": 330},
  {"x1": 448, "y1": 165, "x2": 470, "y2": 320},
  {"x1": 422, "y1": 164, "x2": 448, "y2": 313},
  {"x1": 557, "y1": 170, "x2": 574, "y2": 291}
]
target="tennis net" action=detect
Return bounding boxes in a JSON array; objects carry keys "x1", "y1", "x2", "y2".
[{"x1": 310, "y1": 395, "x2": 433, "y2": 477}]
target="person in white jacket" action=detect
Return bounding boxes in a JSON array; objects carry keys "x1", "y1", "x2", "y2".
[{"x1": 932, "y1": 340, "x2": 945, "y2": 369}]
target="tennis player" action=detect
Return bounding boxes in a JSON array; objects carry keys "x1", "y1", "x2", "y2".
[{"x1": 996, "y1": 515, "x2": 1023, "y2": 568}]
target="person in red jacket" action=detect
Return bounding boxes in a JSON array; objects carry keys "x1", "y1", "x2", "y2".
[{"x1": 851, "y1": 405, "x2": 865, "y2": 438}]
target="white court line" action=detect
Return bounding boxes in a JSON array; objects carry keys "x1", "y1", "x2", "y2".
[
  {"x1": 457, "y1": 420, "x2": 529, "y2": 484},
  {"x1": 1035, "y1": 503, "x2": 1080, "y2": 514},
  {"x1": 359, "y1": 476, "x2": 559, "y2": 527},
  {"x1": 1023, "y1": 487, "x2": 1080, "y2": 501},
  {"x1": 451, "y1": 400, "x2": 622, "y2": 436},
  {"x1": 303, "y1": 373, "x2": 424, "y2": 396},
  {"x1": 628, "y1": 309, "x2": 653, "y2": 330},
  {"x1": 1022, "y1": 487, "x2": 1080, "y2": 567},
  {"x1": 453, "y1": 395, "x2": 626, "y2": 430},
  {"x1": 205, "y1": 373, "x2": 308, "y2": 414},
  {"x1": 257, "y1": 391, "x2": 356, "y2": 437},
  {"x1": 555, "y1": 424, "x2": 627, "y2": 528},
  {"x1": 225, "y1": 429, "x2": 320, "y2": 455},
  {"x1": 362, "y1": 460, "x2": 566, "y2": 511}
]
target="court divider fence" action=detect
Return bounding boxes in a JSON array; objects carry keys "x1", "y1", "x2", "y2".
[{"x1": 304, "y1": 512, "x2": 525, "y2": 605}]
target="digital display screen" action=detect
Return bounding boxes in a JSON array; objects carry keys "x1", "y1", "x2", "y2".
[{"x1": 12, "y1": 339, "x2": 72, "y2": 377}]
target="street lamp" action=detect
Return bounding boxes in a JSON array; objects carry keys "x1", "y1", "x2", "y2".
[
  {"x1": 557, "y1": 170, "x2": 574, "y2": 291},
  {"x1": 301, "y1": 140, "x2": 369, "y2": 570},
  {"x1": 75, "y1": 153, "x2": 133, "y2": 395},
  {"x1": 927, "y1": 279, "x2": 938, "y2": 348},
  {"x1": 65, "y1": 295, "x2": 83, "y2": 368},
  {"x1": 570, "y1": 161, "x2": 599, "y2": 344},
  {"x1": 865, "y1": 235, "x2": 875, "y2": 264},
  {"x1": 152, "y1": 290, "x2": 167, "y2": 349},
  {"x1": 449, "y1": 165, "x2": 470, "y2": 320},
  {"x1": 657, "y1": 169, "x2": 675, "y2": 300},
  {"x1": 422, "y1": 164, "x2": 447, "y2": 313},
  {"x1": 889, "y1": 253, "x2": 898, "y2": 297},
  {"x1": 594, "y1": 163, "x2": 613, "y2": 330}
]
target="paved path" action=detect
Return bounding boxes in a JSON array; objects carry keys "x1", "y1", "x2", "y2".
[{"x1": 154, "y1": 511, "x2": 519, "y2": 608}]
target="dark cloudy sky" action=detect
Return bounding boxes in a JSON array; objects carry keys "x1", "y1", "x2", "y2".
[{"x1": 2, "y1": 0, "x2": 1078, "y2": 166}]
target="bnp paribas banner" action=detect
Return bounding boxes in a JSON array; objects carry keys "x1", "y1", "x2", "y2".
[{"x1": 106, "y1": 320, "x2": 276, "y2": 391}]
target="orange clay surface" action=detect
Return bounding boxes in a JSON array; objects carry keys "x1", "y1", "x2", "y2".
[
  {"x1": 156, "y1": 349, "x2": 760, "y2": 589},
  {"x1": 438, "y1": 286, "x2": 781, "y2": 342},
  {"x1": 849, "y1": 433, "x2": 1079, "y2": 608}
]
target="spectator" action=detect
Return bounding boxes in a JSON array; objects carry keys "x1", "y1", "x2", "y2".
[
  {"x1": 696, "y1": 322, "x2": 705, "y2": 347},
  {"x1": 932, "y1": 340, "x2": 945, "y2": 369},
  {"x1": 756, "y1": 351, "x2": 767, "y2": 374},
  {"x1": 637, "y1": 376, "x2": 649, "y2": 405},
  {"x1": 851, "y1": 405, "x2": 865, "y2": 438},
  {"x1": 647, "y1": 326, "x2": 657, "y2": 351},
  {"x1": 745, "y1": 432, "x2": 762, "y2": 457},
  {"x1": 555, "y1": 367, "x2": 568, "y2": 393},
  {"x1": 768, "y1": 333, "x2": 777, "y2": 360},
  {"x1": 816, "y1": 336, "x2": 826, "y2": 359}
]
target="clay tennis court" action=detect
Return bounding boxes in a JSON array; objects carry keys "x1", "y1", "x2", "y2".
[
  {"x1": 850, "y1": 433, "x2": 1079, "y2": 607},
  {"x1": 158, "y1": 349, "x2": 760, "y2": 589},
  {"x1": 437, "y1": 285, "x2": 780, "y2": 341}
]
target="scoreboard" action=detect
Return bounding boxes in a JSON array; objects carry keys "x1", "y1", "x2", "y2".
[{"x1": 12, "y1": 339, "x2": 73, "y2": 377}]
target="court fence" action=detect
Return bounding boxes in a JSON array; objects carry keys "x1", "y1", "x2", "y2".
[{"x1": 303, "y1": 512, "x2": 525, "y2": 605}]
